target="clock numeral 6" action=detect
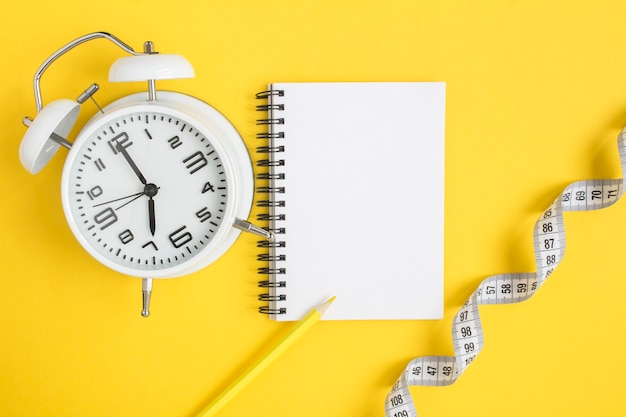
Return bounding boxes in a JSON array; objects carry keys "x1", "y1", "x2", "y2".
[
  {"x1": 169, "y1": 225, "x2": 193, "y2": 248},
  {"x1": 108, "y1": 132, "x2": 133, "y2": 155},
  {"x1": 94, "y1": 207, "x2": 118, "y2": 230}
]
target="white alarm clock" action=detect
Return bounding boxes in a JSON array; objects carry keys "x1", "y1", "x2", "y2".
[{"x1": 19, "y1": 32, "x2": 271, "y2": 316}]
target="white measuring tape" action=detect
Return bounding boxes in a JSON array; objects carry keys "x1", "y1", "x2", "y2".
[{"x1": 385, "y1": 127, "x2": 626, "y2": 417}]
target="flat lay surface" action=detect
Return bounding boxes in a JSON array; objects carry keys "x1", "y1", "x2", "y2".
[{"x1": 1, "y1": 1, "x2": 625, "y2": 416}]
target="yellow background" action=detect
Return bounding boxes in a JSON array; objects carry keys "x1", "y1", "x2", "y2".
[{"x1": 1, "y1": 1, "x2": 625, "y2": 416}]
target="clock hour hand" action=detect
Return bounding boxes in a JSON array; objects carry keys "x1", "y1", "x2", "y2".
[
  {"x1": 145, "y1": 183, "x2": 159, "y2": 236},
  {"x1": 148, "y1": 197, "x2": 156, "y2": 236},
  {"x1": 116, "y1": 142, "x2": 147, "y2": 185}
]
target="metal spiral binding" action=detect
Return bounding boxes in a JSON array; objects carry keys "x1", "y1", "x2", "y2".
[
  {"x1": 257, "y1": 254, "x2": 286, "y2": 262},
  {"x1": 256, "y1": 88, "x2": 287, "y2": 316},
  {"x1": 258, "y1": 293, "x2": 287, "y2": 302},
  {"x1": 256, "y1": 173, "x2": 285, "y2": 180},
  {"x1": 256, "y1": 90, "x2": 284, "y2": 99},
  {"x1": 257, "y1": 279, "x2": 287, "y2": 288},
  {"x1": 256, "y1": 213, "x2": 286, "y2": 221}
]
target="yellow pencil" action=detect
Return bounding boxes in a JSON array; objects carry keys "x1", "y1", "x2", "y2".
[{"x1": 196, "y1": 296, "x2": 336, "y2": 417}]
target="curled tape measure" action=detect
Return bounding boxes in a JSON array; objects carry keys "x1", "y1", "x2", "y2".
[{"x1": 385, "y1": 127, "x2": 626, "y2": 417}]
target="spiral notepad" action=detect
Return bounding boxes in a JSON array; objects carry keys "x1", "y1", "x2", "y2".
[{"x1": 255, "y1": 82, "x2": 446, "y2": 321}]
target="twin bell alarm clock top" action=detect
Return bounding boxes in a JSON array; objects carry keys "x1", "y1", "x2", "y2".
[{"x1": 18, "y1": 32, "x2": 273, "y2": 317}]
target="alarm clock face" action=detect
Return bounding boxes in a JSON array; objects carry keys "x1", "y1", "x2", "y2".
[{"x1": 61, "y1": 101, "x2": 241, "y2": 278}]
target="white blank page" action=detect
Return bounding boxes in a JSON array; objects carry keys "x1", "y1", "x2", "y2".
[{"x1": 270, "y1": 82, "x2": 445, "y2": 321}]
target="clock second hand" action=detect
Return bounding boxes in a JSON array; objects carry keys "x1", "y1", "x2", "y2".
[
  {"x1": 92, "y1": 191, "x2": 144, "y2": 209},
  {"x1": 117, "y1": 192, "x2": 145, "y2": 211}
]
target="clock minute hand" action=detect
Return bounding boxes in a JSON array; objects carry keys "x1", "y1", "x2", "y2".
[
  {"x1": 116, "y1": 142, "x2": 147, "y2": 185},
  {"x1": 115, "y1": 143, "x2": 159, "y2": 235}
]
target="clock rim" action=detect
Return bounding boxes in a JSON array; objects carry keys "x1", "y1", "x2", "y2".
[{"x1": 61, "y1": 93, "x2": 254, "y2": 278}]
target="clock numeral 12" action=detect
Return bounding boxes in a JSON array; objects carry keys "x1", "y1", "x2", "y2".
[
  {"x1": 169, "y1": 225, "x2": 193, "y2": 248},
  {"x1": 108, "y1": 132, "x2": 133, "y2": 154}
]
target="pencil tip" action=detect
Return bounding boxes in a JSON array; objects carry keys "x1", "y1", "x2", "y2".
[{"x1": 317, "y1": 296, "x2": 336, "y2": 316}]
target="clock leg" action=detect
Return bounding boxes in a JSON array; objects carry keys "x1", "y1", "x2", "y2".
[
  {"x1": 141, "y1": 278, "x2": 153, "y2": 318},
  {"x1": 233, "y1": 218, "x2": 275, "y2": 242}
]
